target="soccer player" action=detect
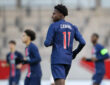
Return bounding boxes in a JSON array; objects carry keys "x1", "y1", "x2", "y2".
[
  {"x1": 22, "y1": 29, "x2": 42, "y2": 85},
  {"x1": 82, "y1": 33, "x2": 109, "y2": 85},
  {"x1": 2, "y1": 40, "x2": 23, "y2": 85},
  {"x1": 44, "y1": 4, "x2": 86, "y2": 85}
]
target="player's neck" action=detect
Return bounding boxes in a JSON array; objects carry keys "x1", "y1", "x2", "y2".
[
  {"x1": 61, "y1": 17, "x2": 64, "y2": 20},
  {"x1": 93, "y1": 43, "x2": 97, "y2": 46},
  {"x1": 11, "y1": 48, "x2": 15, "y2": 53},
  {"x1": 57, "y1": 18, "x2": 64, "y2": 22},
  {"x1": 26, "y1": 40, "x2": 31, "y2": 46}
]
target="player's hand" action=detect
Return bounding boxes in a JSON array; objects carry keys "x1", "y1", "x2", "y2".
[
  {"x1": 82, "y1": 57, "x2": 86, "y2": 61},
  {"x1": 16, "y1": 64, "x2": 22, "y2": 69},
  {"x1": 72, "y1": 51, "x2": 77, "y2": 59},
  {"x1": 1, "y1": 63, "x2": 6, "y2": 67},
  {"x1": 22, "y1": 60, "x2": 29, "y2": 64},
  {"x1": 91, "y1": 57, "x2": 97, "y2": 62},
  {"x1": 24, "y1": 57, "x2": 27, "y2": 60}
]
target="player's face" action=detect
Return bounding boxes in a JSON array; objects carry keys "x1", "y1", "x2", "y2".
[
  {"x1": 9, "y1": 43, "x2": 15, "y2": 50},
  {"x1": 91, "y1": 35, "x2": 98, "y2": 44},
  {"x1": 22, "y1": 32, "x2": 29, "y2": 44},
  {"x1": 52, "y1": 9, "x2": 63, "y2": 22}
]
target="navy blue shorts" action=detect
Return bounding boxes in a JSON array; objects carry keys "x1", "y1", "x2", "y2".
[
  {"x1": 51, "y1": 64, "x2": 71, "y2": 80},
  {"x1": 92, "y1": 73, "x2": 104, "y2": 84}
]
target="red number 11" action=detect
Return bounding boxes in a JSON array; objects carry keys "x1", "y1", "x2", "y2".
[{"x1": 63, "y1": 32, "x2": 71, "y2": 49}]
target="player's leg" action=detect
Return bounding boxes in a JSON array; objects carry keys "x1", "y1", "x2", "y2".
[
  {"x1": 55, "y1": 79, "x2": 65, "y2": 85},
  {"x1": 9, "y1": 77, "x2": 12, "y2": 85},
  {"x1": 51, "y1": 64, "x2": 66, "y2": 85},
  {"x1": 24, "y1": 77, "x2": 30, "y2": 85},
  {"x1": 10, "y1": 77, "x2": 16, "y2": 85},
  {"x1": 54, "y1": 64, "x2": 71, "y2": 85},
  {"x1": 15, "y1": 70, "x2": 21, "y2": 85},
  {"x1": 9, "y1": 77, "x2": 15, "y2": 85},
  {"x1": 92, "y1": 73, "x2": 104, "y2": 85},
  {"x1": 64, "y1": 64, "x2": 71, "y2": 79}
]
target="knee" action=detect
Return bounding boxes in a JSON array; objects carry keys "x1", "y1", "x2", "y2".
[{"x1": 55, "y1": 79, "x2": 65, "y2": 85}]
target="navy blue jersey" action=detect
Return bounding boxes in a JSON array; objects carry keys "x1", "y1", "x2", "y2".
[
  {"x1": 92, "y1": 44, "x2": 109, "y2": 74},
  {"x1": 24, "y1": 43, "x2": 42, "y2": 78},
  {"x1": 6, "y1": 51, "x2": 23, "y2": 77},
  {"x1": 44, "y1": 19, "x2": 86, "y2": 64}
]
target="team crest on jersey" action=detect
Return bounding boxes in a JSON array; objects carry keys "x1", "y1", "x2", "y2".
[{"x1": 10, "y1": 54, "x2": 16, "y2": 64}]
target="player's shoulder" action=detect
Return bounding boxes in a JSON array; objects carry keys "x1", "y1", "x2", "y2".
[
  {"x1": 50, "y1": 20, "x2": 79, "y2": 31},
  {"x1": 15, "y1": 50, "x2": 20, "y2": 53},
  {"x1": 65, "y1": 21, "x2": 78, "y2": 30},
  {"x1": 7, "y1": 52, "x2": 11, "y2": 57},
  {"x1": 96, "y1": 43, "x2": 104, "y2": 47},
  {"x1": 15, "y1": 51, "x2": 22, "y2": 55},
  {"x1": 48, "y1": 23, "x2": 57, "y2": 30},
  {"x1": 96, "y1": 43, "x2": 104, "y2": 49},
  {"x1": 50, "y1": 22, "x2": 55, "y2": 26},
  {"x1": 30, "y1": 42, "x2": 36, "y2": 47},
  {"x1": 50, "y1": 19, "x2": 66, "y2": 26},
  {"x1": 50, "y1": 20, "x2": 60, "y2": 26},
  {"x1": 49, "y1": 21, "x2": 61, "y2": 31},
  {"x1": 29, "y1": 42, "x2": 38, "y2": 49}
]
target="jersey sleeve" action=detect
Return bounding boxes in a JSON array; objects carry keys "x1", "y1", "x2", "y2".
[
  {"x1": 6, "y1": 53, "x2": 10, "y2": 64},
  {"x1": 74, "y1": 26, "x2": 86, "y2": 45},
  {"x1": 28, "y1": 46, "x2": 41, "y2": 65},
  {"x1": 16, "y1": 52, "x2": 24, "y2": 64},
  {"x1": 44, "y1": 24, "x2": 55, "y2": 47},
  {"x1": 95, "y1": 45, "x2": 109, "y2": 61},
  {"x1": 18, "y1": 52, "x2": 23, "y2": 60},
  {"x1": 73, "y1": 26, "x2": 86, "y2": 55}
]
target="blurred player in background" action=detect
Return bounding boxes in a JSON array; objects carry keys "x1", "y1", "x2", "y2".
[
  {"x1": 2, "y1": 40, "x2": 23, "y2": 85},
  {"x1": 22, "y1": 29, "x2": 42, "y2": 85},
  {"x1": 44, "y1": 4, "x2": 86, "y2": 85},
  {"x1": 82, "y1": 33, "x2": 109, "y2": 85}
]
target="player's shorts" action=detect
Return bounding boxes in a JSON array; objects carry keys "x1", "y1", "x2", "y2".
[
  {"x1": 51, "y1": 64, "x2": 71, "y2": 80},
  {"x1": 24, "y1": 76, "x2": 41, "y2": 85},
  {"x1": 92, "y1": 73, "x2": 104, "y2": 84}
]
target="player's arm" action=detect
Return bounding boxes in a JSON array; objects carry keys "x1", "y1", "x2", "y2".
[
  {"x1": 16, "y1": 52, "x2": 24, "y2": 69},
  {"x1": 1, "y1": 63, "x2": 9, "y2": 67},
  {"x1": 16, "y1": 63, "x2": 22, "y2": 69},
  {"x1": 82, "y1": 48, "x2": 109, "y2": 62},
  {"x1": 2, "y1": 54, "x2": 10, "y2": 67},
  {"x1": 44, "y1": 24, "x2": 55, "y2": 47},
  {"x1": 23, "y1": 46, "x2": 41, "y2": 65},
  {"x1": 97, "y1": 48, "x2": 109, "y2": 61},
  {"x1": 82, "y1": 57, "x2": 97, "y2": 62},
  {"x1": 72, "y1": 26, "x2": 86, "y2": 59}
]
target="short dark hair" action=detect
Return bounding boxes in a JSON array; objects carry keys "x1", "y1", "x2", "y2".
[
  {"x1": 9, "y1": 40, "x2": 16, "y2": 45},
  {"x1": 54, "y1": 4, "x2": 68, "y2": 16},
  {"x1": 24, "y1": 29, "x2": 36, "y2": 41},
  {"x1": 92, "y1": 33, "x2": 99, "y2": 38}
]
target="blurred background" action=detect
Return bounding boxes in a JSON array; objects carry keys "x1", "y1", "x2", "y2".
[{"x1": 0, "y1": 0, "x2": 110, "y2": 85}]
